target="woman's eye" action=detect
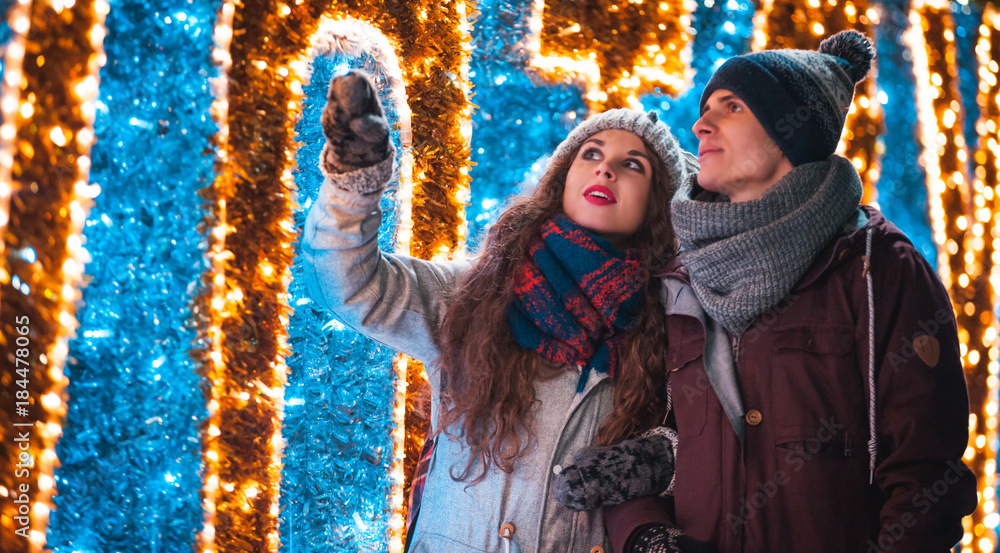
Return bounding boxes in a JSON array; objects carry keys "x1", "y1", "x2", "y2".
[
  {"x1": 582, "y1": 148, "x2": 601, "y2": 160},
  {"x1": 623, "y1": 159, "x2": 643, "y2": 171}
]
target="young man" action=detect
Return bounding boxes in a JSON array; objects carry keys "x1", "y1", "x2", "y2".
[{"x1": 556, "y1": 30, "x2": 977, "y2": 553}]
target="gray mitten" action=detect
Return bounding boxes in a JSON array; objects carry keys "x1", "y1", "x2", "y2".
[
  {"x1": 321, "y1": 69, "x2": 392, "y2": 175},
  {"x1": 554, "y1": 427, "x2": 677, "y2": 511}
]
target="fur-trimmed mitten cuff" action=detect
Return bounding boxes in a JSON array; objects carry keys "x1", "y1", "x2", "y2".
[
  {"x1": 321, "y1": 69, "x2": 393, "y2": 175},
  {"x1": 554, "y1": 427, "x2": 677, "y2": 511}
]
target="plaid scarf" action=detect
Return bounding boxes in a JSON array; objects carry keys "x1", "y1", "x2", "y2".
[{"x1": 506, "y1": 214, "x2": 646, "y2": 391}]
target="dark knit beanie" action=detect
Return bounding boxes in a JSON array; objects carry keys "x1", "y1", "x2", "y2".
[{"x1": 700, "y1": 30, "x2": 875, "y2": 166}]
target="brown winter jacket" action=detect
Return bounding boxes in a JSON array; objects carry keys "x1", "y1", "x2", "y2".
[{"x1": 606, "y1": 206, "x2": 977, "y2": 553}]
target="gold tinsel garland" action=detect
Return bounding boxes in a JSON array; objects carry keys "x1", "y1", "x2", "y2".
[
  {"x1": 319, "y1": 4, "x2": 475, "y2": 550},
  {"x1": 192, "y1": 1, "x2": 474, "y2": 551},
  {"x1": 0, "y1": 0, "x2": 107, "y2": 551},
  {"x1": 527, "y1": 0, "x2": 694, "y2": 110},
  {"x1": 907, "y1": 0, "x2": 997, "y2": 549},
  {"x1": 192, "y1": 0, "x2": 316, "y2": 551},
  {"x1": 752, "y1": 0, "x2": 884, "y2": 202}
]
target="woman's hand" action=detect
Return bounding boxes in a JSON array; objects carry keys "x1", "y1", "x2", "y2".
[
  {"x1": 321, "y1": 69, "x2": 392, "y2": 174},
  {"x1": 554, "y1": 427, "x2": 677, "y2": 511}
]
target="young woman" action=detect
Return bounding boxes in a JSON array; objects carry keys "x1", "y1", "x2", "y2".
[
  {"x1": 556, "y1": 30, "x2": 977, "y2": 553},
  {"x1": 303, "y1": 70, "x2": 695, "y2": 553}
]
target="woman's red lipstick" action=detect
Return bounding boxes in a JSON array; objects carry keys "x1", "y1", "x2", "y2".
[{"x1": 583, "y1": 185, "x2": 616, "y2": 205}]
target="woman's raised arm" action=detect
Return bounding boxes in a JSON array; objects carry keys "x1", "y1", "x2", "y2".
[{"x1": 301, "y1": 70, "x2": 470, "y2": 369}]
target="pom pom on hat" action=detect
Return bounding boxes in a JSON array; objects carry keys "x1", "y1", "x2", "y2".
[{"x1": 819, "y1": 29, "x2": 875, "y2": 83}]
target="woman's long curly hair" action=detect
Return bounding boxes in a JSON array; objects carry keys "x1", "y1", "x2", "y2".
[{"x1": 436, "y1": 137, "x2": 679, "y2": 482}]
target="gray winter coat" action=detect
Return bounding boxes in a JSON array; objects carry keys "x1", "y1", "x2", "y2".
[{"x1": 302, "y1": 157, "x2": 613, "y2": 553}]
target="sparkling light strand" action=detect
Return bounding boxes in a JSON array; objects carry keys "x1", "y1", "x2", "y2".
[
  {"x1": 304, "y1": 17, "x2": 415, "y2": 552},
  {"x1": 905, "y1": 0, "x2": 951, "y2": 287},
  {"x1": 524, "y1": 0, "x2": 693, "y2": 111},
  {"x1": 0, "y1": 0, "x2": 32, "y2": 292},
  {"x1": 390, "y1": 2, "x2": 476, "y2": 541},
  {"x1": 449, "y1": 0, "x2": 474, "y2": 261},
  {"x1": 0, "y1": 0, "x2": 108, "y2": 550},
  {"x1": 909, "y1": 0, "x2": 997, "y2": 549},
  {"x1": 193, "y1": 0, "x2": 475, "y2": 548},
  {"x1": 970, "y1": 3, "x2": 1000, "y2": 546},
  {"x1": 193, "y1": 0, "x2": 307, "y2": 549},
  {"x1": 196, "y1": 1, "x2": 236, "y2": 551},
  {"x1": 0, "y1": 0, "x2": 33, "y2": 544}
]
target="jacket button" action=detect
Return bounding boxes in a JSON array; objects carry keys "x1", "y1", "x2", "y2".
[
  {"x1": 591, "y1": 547, "x2": 605, "y2": 553},
  {"x1": 746, "y1": 409, "x2": 763, "y2": 426},
  {"x1": 552, "y1": 464, "x2": 563, "y2": 475}
]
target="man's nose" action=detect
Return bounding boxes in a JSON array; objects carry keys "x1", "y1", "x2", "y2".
[{"x1": 692, "y1": 115, "x2": 711, "y2": 136}]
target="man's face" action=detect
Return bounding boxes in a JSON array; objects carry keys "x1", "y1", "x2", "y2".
[{"x1": 692, "y1": 89, "x2": 793, "y2": 202}]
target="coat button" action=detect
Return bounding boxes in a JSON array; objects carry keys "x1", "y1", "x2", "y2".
[
  {"x1": 591, "y1": 547, "x2": 605, "y2": 553},
  {"x1": 746, "y1": 409, "x2": 763, "y2": 426},
  {"x1": 552, "y1": 465, "x2": 563, "y2": 475}
]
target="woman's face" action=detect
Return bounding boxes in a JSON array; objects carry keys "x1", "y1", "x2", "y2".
[
  {"x1": 562, "y1": 129, "x2": 653, "y2": 249},
  {"x1": 692, "y1": 89, "x2": 793, "y2": 202}
]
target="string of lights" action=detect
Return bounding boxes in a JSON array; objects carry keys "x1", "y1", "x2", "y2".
[
  {"x1": 305, "y1": 17, "x2": 417, "y2": 552},
  {"x1": 907, "y1": 0, "x2": 998, "y2": 550},
  {"x1": 190, "y1": 0, "x2": 475, "y2": 549},
  {"x1": 195, "y1": 1, "x2": 236, "y2": 551},
  {"x1": 0, "y1": 1, "x2": 996, "y2": 552},
  {"x1": 525, "y1": 0, "x2": 695, "y2": 111},
  {"x1": 0, "y1": 0, "x2": 34, "y2": 544},
  {"x1": 315, "y1": 3, "x2": 476, "y2": 545},
  {"x1": 191, "y1": 0, "x2": 325, "y2": 550},
  {"x1": 970, "y1": 3, "x2": 1000, "y2": 551},
  {"x1": 0, "y1": 0, "x2": 108, "y2": 551},
  {"x1": 0, "y1": 0, "x2": 32, "y2": 305}
]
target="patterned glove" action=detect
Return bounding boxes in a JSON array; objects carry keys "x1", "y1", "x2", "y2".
[
  {"x1": 631, "y1": 524, "x2": 685, "y2": 553},
  {"x1": 320, "y1": 69, "x2": 393, "y2": 175},
  {"x1": 554, "y1": 427, "x2": 677, "y2": 511},
  {"x1": 630, "y1": 525, "x2": 715, "y2": 553}
]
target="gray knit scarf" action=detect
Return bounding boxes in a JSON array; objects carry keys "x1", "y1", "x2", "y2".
[{"x1": 670, "y1": 155, "x2": 863, "y2": 335}]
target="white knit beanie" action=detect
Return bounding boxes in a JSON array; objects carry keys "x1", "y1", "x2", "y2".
[{"x1": 551, "y1": 108, "x2": 695, "y2": 190}]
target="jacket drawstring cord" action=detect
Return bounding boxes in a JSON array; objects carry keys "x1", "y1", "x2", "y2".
[
  {"x1": 500, "y1": 523, "x2": 515, "y2": 553},
  {"x1": 863, "y1": 227, "x2": 877, "y2": 484}
]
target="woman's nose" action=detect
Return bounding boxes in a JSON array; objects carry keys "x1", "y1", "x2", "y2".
[{"x1": 594, "y1": 163, "x2": 615, "y2": 180}]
